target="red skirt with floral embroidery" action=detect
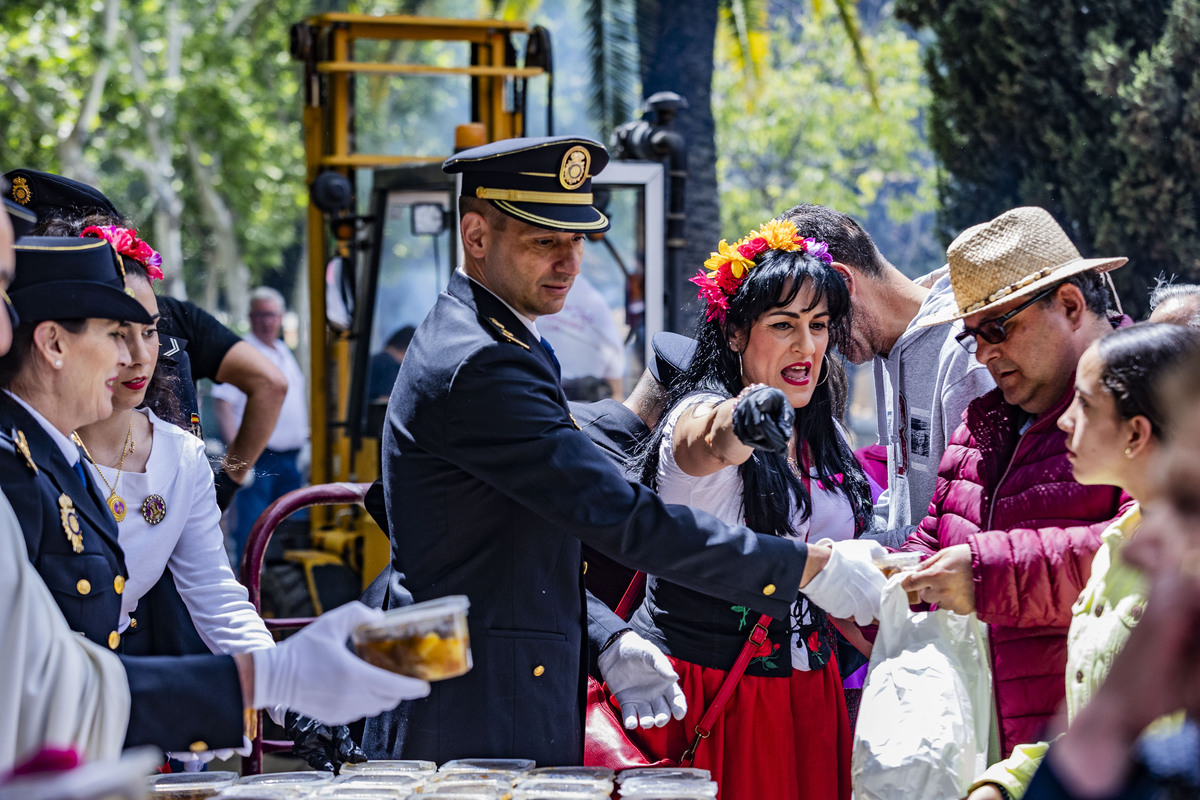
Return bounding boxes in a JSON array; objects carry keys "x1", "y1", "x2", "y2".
[{"x1": 627, "y1": 654, "x2": 851, "y2": 800}]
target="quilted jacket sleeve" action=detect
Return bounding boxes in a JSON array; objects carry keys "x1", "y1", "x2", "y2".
[{"x1": 968, "y1": 497, "x2": 1136, "y2": 628}]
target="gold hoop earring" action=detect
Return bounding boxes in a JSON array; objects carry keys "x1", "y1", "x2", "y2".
[{"x1": 815, "y1": 360, "x2": 829, "y2": 387}]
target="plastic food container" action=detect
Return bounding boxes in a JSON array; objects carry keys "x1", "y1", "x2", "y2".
[
  {"x1": 341, "y1": 761, "x2": 437, "y2": 777},
  {"x1": 513, "y1": 780, "x2": 611, "y2": 795},
  {"x1": 311, "y1": 787, "x2": 408, "y2": 799},
  {"x1": 333, "y1": 774, "x2": 425, "y2": 792},
  {"x1": 873, "y1": 551, "x2": 923, "y2": 604},
  {"x1": 519, "y1": 768, "x2": 613, "y2": 785},
  {"x1": 439, "y1": 759, "x2": 534, "y2": 775},
  {"x1": 236, "y1": 771, "x2": 335, "y2": 789},
  {"x1": 213, "y1": 789, "x2": 293, "y2": 800},
  {"x1": 615, "y1": 768, "x2": 710, "y2": 785},
  {"x1": 429, "y1": 773, "x2": 517, "y2": 787},
  {"x1": 618, "y1": 781, "x2": 719, "y2": 800},
  {"x1": 353, "y1": 596, "x2": 473, "y2": 681},
  {"x1": 147, "y1": 772, "x2": 239, "y2": 799},
  {"x1": 420, "y1": 778, "x2": 511, "y2": 797},
  {"x1": 511, "y1": 790, "x2": 609, "y2": 800}
]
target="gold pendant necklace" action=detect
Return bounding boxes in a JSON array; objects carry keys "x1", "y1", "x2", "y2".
[{"x1": 75, "y1": 419, "x2": 134, "y2": 522}]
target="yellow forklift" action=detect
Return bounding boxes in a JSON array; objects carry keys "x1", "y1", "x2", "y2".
[{"x1": 261, "y1": 11, "x2": 679, "y2": 619}]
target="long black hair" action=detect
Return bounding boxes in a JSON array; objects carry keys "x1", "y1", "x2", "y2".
[
  {"x1": 1095, "y1": 322, "x2": 1200, "y2": 439},
  {"x1": 638, "y1": 243, "x2": 872, "y2": 539}
]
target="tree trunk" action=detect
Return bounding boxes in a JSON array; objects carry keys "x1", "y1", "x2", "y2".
[{"x1": 638, "y1": 0, "x2": 720, "y2": 334}]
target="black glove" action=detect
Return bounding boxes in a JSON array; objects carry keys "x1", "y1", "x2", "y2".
[
  {"x1": 284, "y1": 710, "x2": 367, "y2": 774},
  {"x1": 731, "y1": 385, "x2": 794, "y2": 454},
  {"x1": 213, "y1": 467, "x2": 241, "y2": 512}
]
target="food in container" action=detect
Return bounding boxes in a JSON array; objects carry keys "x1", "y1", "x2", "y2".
[
  {"x1": 419, "y1": 779, "x2": 510, "y2": 798},
  {"x1": 352, "y1": 596, "x2": 472, "y2": 681},
  {"x1": 872, "y1": 551, "x2": 924, "y2": 604},
  {"x1": 146, "y1": 772, "x2": 239, "y2": 799},
  {"x1": 429, "y1": 772, "x2": 517, "y2": 787}
]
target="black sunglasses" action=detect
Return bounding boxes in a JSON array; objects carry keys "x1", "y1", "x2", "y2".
[{"x1": 954, "y1": 284, "x2": 1059, "y2": 350}]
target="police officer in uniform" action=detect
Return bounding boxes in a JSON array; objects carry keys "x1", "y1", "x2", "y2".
[
  {"x1": 365, "y1": 136, "x2": 887, "y2": 765},
  {"x1": 0, "y1": 235, "x2": 429, "y2": 754}
]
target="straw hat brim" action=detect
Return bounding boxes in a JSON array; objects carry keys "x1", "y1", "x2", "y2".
[{"x1": 915, "y1": 255, "x2": 1128, "y2": 329}]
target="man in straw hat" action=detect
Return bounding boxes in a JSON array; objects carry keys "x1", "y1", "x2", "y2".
[
  {"x1": 363, "y1": 136, "x2": 890, "y2": 765},
  {"x1": 896, "y1": 206, "x2": 1135, "y2": 759}
]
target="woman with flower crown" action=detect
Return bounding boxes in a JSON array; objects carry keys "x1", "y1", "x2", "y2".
[{"x1": 626, "y1": 218, "x2": 873, "y2": 800}]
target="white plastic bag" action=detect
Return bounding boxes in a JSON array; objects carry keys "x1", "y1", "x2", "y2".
[{"x1": 852, "y1": 576, "x2": 992, "y2": 800}]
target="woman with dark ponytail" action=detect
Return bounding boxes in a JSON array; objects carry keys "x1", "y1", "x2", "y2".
[{"x1": 626, "y1": 218, "x2": 878, "y2": 800}]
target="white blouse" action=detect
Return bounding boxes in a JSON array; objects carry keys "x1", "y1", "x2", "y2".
[
  {"x1": 86, "y1": 408, "x2": 274, "y2": 655},
  {"x1": 657, "y1": 392, "x2": 858, "y2": 669}
]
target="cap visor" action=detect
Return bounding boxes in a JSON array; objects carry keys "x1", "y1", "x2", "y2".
[
  {"x1": 4, "y1": 198, "x2": 37, "y2": 237},
  {"x1": 13, "y1": 282, "x2": 153, "y2": 325},
  {"x1": 490, "y1": 199, "x2": 610, "y2": 233}
]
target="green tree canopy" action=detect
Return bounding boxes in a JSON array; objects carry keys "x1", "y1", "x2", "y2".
[{"x1": 898, "y1": 0, "x2": 1200, "y2": 314}]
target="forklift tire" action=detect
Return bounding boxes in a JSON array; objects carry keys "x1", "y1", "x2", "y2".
[{"x1": 260, "y1": 561, "x2": 316, "y2": 622}]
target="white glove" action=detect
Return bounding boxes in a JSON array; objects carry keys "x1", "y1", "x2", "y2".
[
  {"x1": 597, "y1": 631, "x2": 687, "y2": 730},
  {"x1": 801, "y1": 538, "x2": 888, "y2": 625},
  {"x1": 251, "y1": 601, "x2": 431, "y2": 725}
]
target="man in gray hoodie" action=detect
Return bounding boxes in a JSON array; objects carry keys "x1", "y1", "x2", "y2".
[{"x1": 782, "y1": 204, "x2": 994, "y2": 542}]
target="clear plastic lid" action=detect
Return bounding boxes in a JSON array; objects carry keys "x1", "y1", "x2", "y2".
[
  {"x1": 237, "y1": 770, "x2": 335, "y2": 786},
  {"x1": 353, "y1": 597, "x2": 472, "y2": 680},
  {"x1": 341, "y1": 761, "x2": 437, "y2": 777},
  {"x1": 334, "y1": 774, "x2": 426, "y2": 790},
  {"x1": 615, "y1": 768, "x2": 710, "y2": 784},
  {"x1": 618, "y1": 783, "x2": 719, "y2": 800},
  {"x1": 519, "y1": 768, "x2": 613, "y2": 784},
  {"x1": 311, "y1": 787, "x2": 409, "y2": 799},
  {"x1": 429, "y1": 773, "x2": 516, "y2": 787},
  {"x1": 356, "y1": 596, "x2": 471, "y2": 636},
  {"x1": 513, "y1": 780, "x2": 611, "y2": 794},
  {"x1": 439, "y1": 759, "x2": 534, "y2": 774},
  {"x1": 147, "y1": 772, "x2": 239, "y2": 798},
  {"x1": 213, "y1": 789, "x2": 293, "y2": 800},
  {"x1": 511, "y1": 790, "x2": 609, "y2": 800},
  {"x1": 872, "y1": 552, "x2": 922, "y2": 572}
]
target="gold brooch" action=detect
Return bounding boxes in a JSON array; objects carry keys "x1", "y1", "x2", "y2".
[
  {"x1": 11, "y1": 176, "x2": 31, "y2": 205},
  {"x1": 559, "y1": 146, "x2": 590, "y2": 190},
  {"x1": 487, "y1": 317, "x2": 531, "y2": 350},
  {"x1": 141, "y1": 494, "x2": 167, "y2": 525},
  {"x1": 15, "y1": 430, "x2": 36, "y2": 474},
  {"x1": 58, "y1": 493, "x2": 83, "y2": 553}
]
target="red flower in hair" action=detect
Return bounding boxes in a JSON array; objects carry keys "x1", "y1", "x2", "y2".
[
  {"x1": 80, "y1": 225, "x2": 165, "y2": 281},
  {"x1": 737, "y1": 237, "x2": 770, "y2": 260},
  {"x1": 713, "y1": 261, "x2": 743, "y2": 295}
]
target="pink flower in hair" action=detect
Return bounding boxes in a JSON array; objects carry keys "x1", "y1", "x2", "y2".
[{"x1": 80, "y1": 225, "x2": 165, "y2": 281}]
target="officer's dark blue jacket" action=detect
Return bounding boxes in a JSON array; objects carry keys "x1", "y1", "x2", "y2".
[
  {"x1": 363, "y1": 271, "x2": 813, "y2": 766},
  {"x1": 0, "y1": 392, "x2": 243, "y2": 752}
]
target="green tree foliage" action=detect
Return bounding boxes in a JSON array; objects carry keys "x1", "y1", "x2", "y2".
[
  {"x1": 897, "y1": 0, "x2": 1200, "y2": 313},
  {"x1": 715, "y1": 3, "x2": 938, "y2": 274},
  {"x1": 0, "y1": 0, "x2": 309, "y2": 312}
]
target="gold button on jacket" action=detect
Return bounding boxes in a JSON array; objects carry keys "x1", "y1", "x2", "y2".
[
  {"x1": 762, "y1": 583, "x2": 776, "y2": 596},
  {"x1": 533, "y1": 665, "x2": 545, "y2": 677},
  {"x1": 114, "y1": 574, "x2": 125, "y2": 594},
  {"x1": 76, "y1": 578, "x2": 91, "y2": 595},
  {"x1": 189, "y1": 741, "x2": 208, "y2": 753},
  {"x1": 107, "y1": 631, "x2": 120, "y2": 650}
]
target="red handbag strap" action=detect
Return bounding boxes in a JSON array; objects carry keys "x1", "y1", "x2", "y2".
[
  {"x1": 615, "y1": 571, "x2": 647, "y2": 621},
  {"x1": 608, "y1": 572, "x2": 773, "y2": 767},
  {"x1": 679, "y1": 613, "x2": 773, "y2": 767}
]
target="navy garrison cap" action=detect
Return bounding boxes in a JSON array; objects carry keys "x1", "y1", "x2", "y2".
[
  {"x1": 443, "y1": 136, "x2": 611, "y2": 233},
  {"x1": 11, "y1": 237, "x2": 152, "y2": 325},
  {"x1": 4, "y1": 168, "x2": 121, "y2": 225},
  {"x1": 650, "y1": 332, "x2": 697, "y2": 387}
]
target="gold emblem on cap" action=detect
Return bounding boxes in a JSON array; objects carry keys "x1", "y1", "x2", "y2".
[
  {"x1": 58, "y1": 493, "x2": 83, "y2": 553},
  {"x1": 11, "y1": 176, "x2": 31, "y2": 205},
  {"x1": 15, "y1": 430, "x2": 37, "y2": 474},
  {"x1": 559, "y1": 146, "x2": 590, "y2": 190}
]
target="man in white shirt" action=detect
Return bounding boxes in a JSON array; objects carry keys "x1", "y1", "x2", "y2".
[{"x1": 213, "y1": 287, "x2": 309, "y2": 564}]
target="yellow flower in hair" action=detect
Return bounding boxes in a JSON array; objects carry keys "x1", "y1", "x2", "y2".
[
  {"x1": 757, "y1": 219, "x2": 803, "y2": 251},
  {"x1": 703, "y1": 239, "x2": 752, "y2": 276}
]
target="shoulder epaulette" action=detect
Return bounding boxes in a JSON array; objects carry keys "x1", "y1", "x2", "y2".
[{"x1": 485, "y1": 316, "x2": 531, "y2": 350}]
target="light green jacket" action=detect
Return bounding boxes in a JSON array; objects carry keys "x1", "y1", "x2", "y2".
[{"x1": 971, "y1": 505, "x2": 1150, "y2": 799}]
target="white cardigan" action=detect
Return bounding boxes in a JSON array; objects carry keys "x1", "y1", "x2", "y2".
[{"x1": 87, "y1": 409, "x2": 274, "y2": 655}]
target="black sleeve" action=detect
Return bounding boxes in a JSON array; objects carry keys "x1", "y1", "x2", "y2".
[
  {"x1": 119, "y1": 652, "x2": 245, "y2": 751},
  {"x1": 157, "y1": 296, "x2": 241, "y2": 384}
]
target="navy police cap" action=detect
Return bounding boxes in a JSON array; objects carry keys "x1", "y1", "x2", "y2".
[
  {"x1": 4, "y1": 168, "x2": 121, "y2": 225},
  {"x1": 443, "y1": 136, "x2": 611, "y2": 233},
  {"x1": 11, "y1": 237, "x2": 153, "y2": 325},
  {"x1": 650, "y1": 332, "x2": 697, "y2": 387},
  {"x1": 3, "y1": 197, "x2": 37, "y2": 238}
]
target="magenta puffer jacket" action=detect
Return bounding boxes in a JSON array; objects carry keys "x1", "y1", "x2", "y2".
[{"x1": 904, "y1": 382, "x2": 1132, "y2": 758}]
